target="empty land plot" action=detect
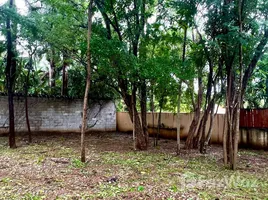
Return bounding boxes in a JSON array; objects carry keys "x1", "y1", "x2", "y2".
[{"x1": 0, "y1": 132, "x2": 267, "y2": 200}]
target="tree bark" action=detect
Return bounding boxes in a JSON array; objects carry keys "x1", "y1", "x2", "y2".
[
  {"x1": 121, "y1": 91, "x2": 148, "y2": 150},
  {"x1": 177, "y1": 27, "x2": 187, "y2": 151},
  {"x1": 81, "y1": 0, "x2": 93, "y2": 163},
  {"x1": 205, "y1": 100, "x2": 218, "y2": 145},
  {"x1": 176, "y1": 80, "x2": 182, "y2": 155},
  {"x1": 133, "y1": 102, "x2": 147, "y2": 150},
  {"x1": 231, "y1": 0, "x2": 243, "y2": 170},
  {"x1": 140, "y1": 80, "x2": 148, "y2": 146},
  {"x1": 223, "y1": 113, "x2": 228, "y2": 165},
  {"x1": 199, "y1": 100, "x2": 214, "y2": 153},
  {"x1": 185, "y1": 76, "x2": 203, "y2": 149},
  {"x1": 6, "y1": 0, "x2": 16, "y2": 148},
  {"x1": 132, "y1": 85, "x2": 137, "y2": 150},
  {"x1": 223, "y1": 0, "x2": 245, "y2": 170},
  {"x1": 61, "y1": 53, "x2": 68, "y2": 96},
  {"x1": 150, "y1": 84, "x2": 156, "y2": 146},
  {"x1": 156, "y1": 96, "x2": 164, "y2": 146},
  {"x1": 25, "y1": 66, "x2": 31, "y2": 143},
  {"x1": 49, "y1": 49, "x2": 56, "y2": 88}
]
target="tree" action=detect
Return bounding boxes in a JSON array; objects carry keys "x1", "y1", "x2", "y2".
[
  {"x1": 164, "y1": 0, "x2": 198, "y2": 153},
  {"x1": 185, "y1": 41, "x2": 205, "y2": 150},
  {"x1": 94, "y1": 0, "x2": 156, "y2": 150},
  {"x1": 5, "y1": 0, "x2": 17, "y2": 148},
  {"x1": 201, "y1": 0, "x2": 268, "y2": 169},
  {"x1": 24, "y1": 54, "x2": 34, "y2": 143},
  {"x1": 81, "y1": 0, "x2": 94, "y2": 163}
]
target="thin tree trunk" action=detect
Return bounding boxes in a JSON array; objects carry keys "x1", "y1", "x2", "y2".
[
  {"x1": 194, "y1": 116, "x2": 204, "y2": 148},
  {"x1": 223, "y1": 112, "x2": 228, "y2": 165},
  {"x1": 199, "y1": 101, "x2": 214, "y2": 153},
  {"x1": 225, "y1": 71, "x2": 235, "y2": 166},
  {"x1": 132, "y1": 86, "x2": 136, "y2": 150},
  {"x1": 49, "y1": 49, "x2": 56, "y2": 88},
  {"x1": 195, "y1": 45, "x2": 214, "y2": 152},
  {"x1": 176, "y1": 27, "x2": 187, "y2": 151},
  {"x1": 25, "y1": 68, "x2": 31, "y2": 143},
  {"x1": 152, "y1": 111, "x2": 155, "y2": 146},
  {"x1": 176, "y1": 80, "x2": 182, "y2": 155},
  {"x1": 6, "y1": 0, "x2": 16, "y2": 148},
  {"x1": 205, "y1": 100, "x2": 219, "y2": 145},
  {"x1": 150, "y1": 84, "x2": 156, "y2": 146},
  {"x1": 81, "y1": 0, "x2": 93, "y2": 163},
  {"x1": 140, "y1": 80, "x2": 148, "y2": 146},
  {"x1": 231, "y1": 0, "x2": 243, "y2": 170},
  {"x1": 156, "y1": 96, "x2": 164, "y2": 146},
  {"x1": 61, "y1": 53, "x2": 68, "y2": 96}
]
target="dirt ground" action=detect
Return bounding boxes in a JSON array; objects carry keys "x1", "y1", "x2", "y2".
[{"x1": 0, "y1": 132, "x2": 267, "y2": 200}]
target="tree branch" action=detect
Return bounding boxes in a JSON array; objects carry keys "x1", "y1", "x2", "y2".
[{"x1": 242, "y1": 28, "x2": 268, "y2": 96}]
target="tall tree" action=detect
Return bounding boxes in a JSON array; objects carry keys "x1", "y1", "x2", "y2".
[
  {"x1": 5, "y1": 0, "x2": 17, "y2": 148},
  {"x1": 200, "y1": 0, "x2": 268, "y2": 169},
  {"x1": 81, "y1": 0, "x2": 94, "y2": 162},
  {"x1": 224, "y1": 0, "x2": 268, "y2": 170},
  {"x1": 177, "y1": 26, "x2": 187, "y2": 154},
  {"x1": 95, "y1": 0, "x2": 154, "y2": 150}
]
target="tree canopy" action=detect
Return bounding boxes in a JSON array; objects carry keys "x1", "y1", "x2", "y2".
[{"x1": 0, "y1": 0, "x2": 268, "y2": 169}]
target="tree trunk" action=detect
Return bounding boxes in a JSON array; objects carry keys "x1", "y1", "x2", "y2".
[
  {"x1": 133, "y1": 102, "x2": 147, "y2": 150},
  {"x1": 6, "y1": 0, "x2": 16, "y2": 148},
  {"x1": 61, "y1": 54, "x2": 68, "y2": 96},
  {"x1": 176, "y1": 80, "x2": 182, "y2": 155},
  {"x1": 224, "y1": 69, "x2": 235, "y2": 166},
  {"x1": 177, "y1": 27, "x2": 186, "y2": 151},
  {"x1": 185, "y1": 76, "x2": 203, "y2": 149},
  {"x1": 122, "y1": 91, "x2": 148, "y2": 150},
  {"x1": 231, "y1": 0, "x2": 243, "y2": 170},
  {"x1": 205, "y1": 100, "x2": 218, "y2": 145},
  {"x1": 81, "y1": 0, "x2": 93, "y2": 163},
  {"x1": 194, "y1": 44, "x2": 214, "y2": 152},
  {"x1": 223, "y1": 113, "x2": 228, "y2": 165},
  {"x1": 223, "y1": 0, "x2": 244, "y2": 170},
  {"x1": 49, "y1": 49, "x2": 56, "y2": 88},
  {"x1": 25, "y1": 68, "x2": 31, "y2": 143},
  {"x1": 199, "y1": 100, "x2": 214, "y2": 153},
  {"x1": 150, "y1": 84, "x2": 156, "y2": 146},
  {"x1": 156, "y1": 97, "x2": 163, "y2": 147},
  {"x1": 140, "y1": 80, "x2": 148, "y2": 146},
  {"x1": 186, "y1": 112, "x2": 200, "y2": 149},
  {"x1": 132, "y1": 85, "x2": 137, "y2": 150}
]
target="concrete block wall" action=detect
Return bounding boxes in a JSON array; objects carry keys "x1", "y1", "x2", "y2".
[{"x1": 0, "y1": 96, "x2": 116, "y2": 133}]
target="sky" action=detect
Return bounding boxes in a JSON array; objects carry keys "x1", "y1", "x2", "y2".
[
  {"x1": 0, "y1": 0, "x2": 28, "y2": 15},
  {"x1": 0, "y1": 0, "x2": 49, "y2": 70},
  {"x1": 0, "y1": 0, "x2": 28, "y2": 40}
]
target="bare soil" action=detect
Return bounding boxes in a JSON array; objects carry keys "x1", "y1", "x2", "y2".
[{"x1": 0, "y1": 132, "x2": 267, "y2": 200}]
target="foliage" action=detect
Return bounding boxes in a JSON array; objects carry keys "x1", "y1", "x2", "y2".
[
  {"x1": 244, "y1": 54, "x2": 268, "y2": 108},
  {"x1": 0, "y1": 0, "x2": 266, "y2": 112}
]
